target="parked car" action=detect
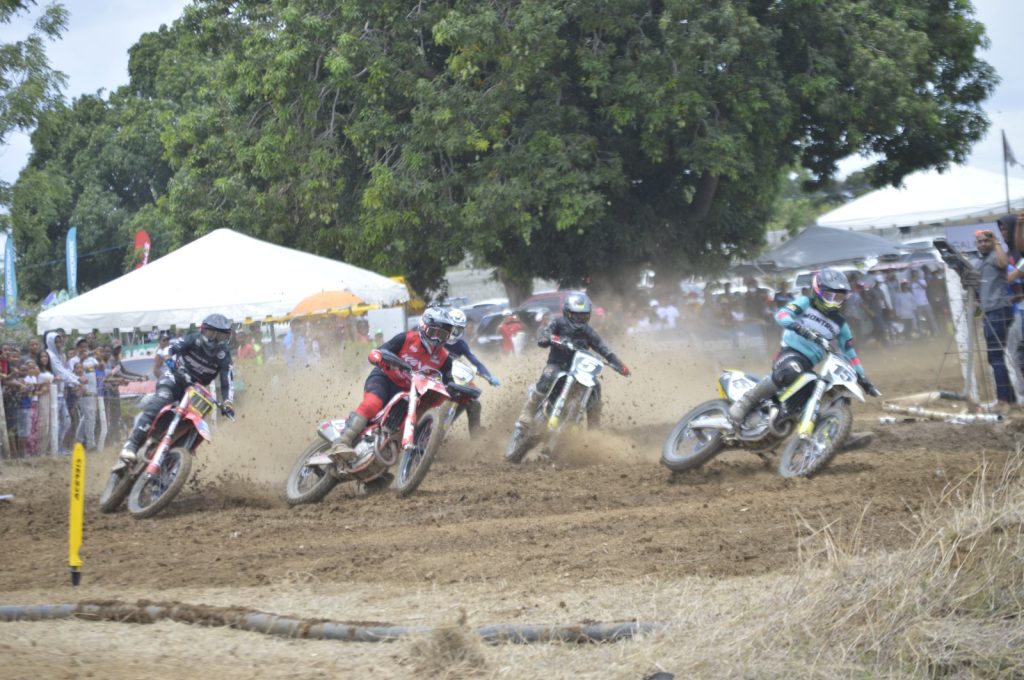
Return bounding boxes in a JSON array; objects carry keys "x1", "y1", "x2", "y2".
[
  {"x1": 517, "y1": 290, "x2": 574, "y2": 318},
  {"x1": 473, "y1": 310, "x2": 514, "y2": 355},
  {"x1": 460, "y1": 297, "x2": 509, "y2": 324},
  {"x1": 471, "y1": 290, "x2": 590, "y2": 355}
]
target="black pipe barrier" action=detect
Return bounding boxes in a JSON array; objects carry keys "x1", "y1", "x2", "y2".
[{"x1": 0, "y1": 601, "x2": 664, "y2": 644}]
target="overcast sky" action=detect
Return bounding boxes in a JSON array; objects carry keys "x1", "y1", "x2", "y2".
[{"x1": 1, "y1": 0, "x2": 1022, "y2": 188}]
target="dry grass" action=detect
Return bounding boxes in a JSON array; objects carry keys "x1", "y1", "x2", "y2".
[
  {"x1": 405, "y1": 608, "x2": 488, "y2": 678},
  {"x1": 636, "y1": 448, "x2": 1024, "y2": 679}
]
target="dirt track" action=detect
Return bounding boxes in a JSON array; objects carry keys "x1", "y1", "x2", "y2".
[{"x1": 0, "y1": 336, "x2": 1018, "y2": 678}]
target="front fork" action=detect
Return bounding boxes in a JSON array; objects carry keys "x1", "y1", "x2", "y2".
[
  {"x1": 548, "y1": 380, "x2": 587, "y2": 430},
  {"x1": 796, "y1": 379, "x2": 827, "y2": 438},
  {"x1": 401, "y1": 386, "x2": 421, "y2": 450},
  {"x1": 145, "y1": 410, "x2": 182, "y2": 475}
]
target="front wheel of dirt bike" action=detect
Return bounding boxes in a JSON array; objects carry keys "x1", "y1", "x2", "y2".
[
  {"x1": 285, "y1": 438, "x2": 339, "y2": 506},
  {"x1": 777, "y1": 405, "x2": 850, "y2": 478},
  {"x1": 822, "y1": 396, "x2": 853, "y2": 450},
  {"x1": 395, "y1": 411, "x2": 443, "y2": 497},
  {"x1": 98, "y1": 464, "x2": 136, "y2": 513},
  {"x1": 126, "y1": 447, "x2": 193, "y2": 519},
  {"x1": 542, "y1": 398, "x2": 579, "y2": 459},
  {"x1": 660, "y1": 399, "x2": 729, "y2": 472}
]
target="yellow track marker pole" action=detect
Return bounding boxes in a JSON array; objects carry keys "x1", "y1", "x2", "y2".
[{"x1": 68, "y1": 443, "x2": 85, "y2": 586}]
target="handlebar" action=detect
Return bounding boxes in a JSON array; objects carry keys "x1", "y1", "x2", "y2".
[
  {"x1": 376, "y1": 348, "x2": 442, "y2": 381},
  {"x1": 549, "y1": 336, "x2": 629, "y2": 376}
]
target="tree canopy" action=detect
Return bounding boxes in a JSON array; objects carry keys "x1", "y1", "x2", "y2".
[
  {"x1": 0, "y1": 0, "x2": 67, "y2": 210},
  {"x1": 7, "y1": 0, "x2": 996, "y2": 302}
]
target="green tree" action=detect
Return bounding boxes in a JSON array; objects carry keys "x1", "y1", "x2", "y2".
[
  {"x1": 0, "y1": 0, "x2": 68, "y2": 209},
  {"x1": 8, "y1": 0, "x2": 998, "y2": 304}
]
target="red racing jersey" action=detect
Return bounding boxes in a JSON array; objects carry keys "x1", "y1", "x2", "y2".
[{"x1": 374, "y1": 330, "x2": 452, "y2": 389}]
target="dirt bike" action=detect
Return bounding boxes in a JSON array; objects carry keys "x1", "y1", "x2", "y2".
[
  {"x1": 661, "y1": 327, "x2": 879, "y2": 478},
  {"x1": 99, "y1": 366, "x2": 234, "y2": 519},
  {"x1": 285, "y1": 349, "x2": 481, "y2": 505},
  {"x1": 505, "y1": 337, "x2": 627, "y2": 463}
]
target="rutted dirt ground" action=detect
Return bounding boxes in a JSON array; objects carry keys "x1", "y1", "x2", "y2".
[{"x1": 0, "y1": 335, "x2": 1019, "y2": 678}]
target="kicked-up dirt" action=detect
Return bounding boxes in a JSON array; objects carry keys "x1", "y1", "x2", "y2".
[{"x1": 0, "y1": 334, "x2": 1018, "y2": 678}]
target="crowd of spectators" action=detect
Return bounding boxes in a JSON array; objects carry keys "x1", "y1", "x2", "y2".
[
  {"x1": 599, "y1": 268, "x2": 951, "y2": 354},
  {"x1": 0, "y1": 330, "x2": 147, "y2": 459}
]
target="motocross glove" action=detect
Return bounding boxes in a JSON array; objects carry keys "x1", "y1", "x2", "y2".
[
  {"x1": 859, "y1": 377, "x2": 882, "y2": 397},
  {"x1": 368, "y1": 349, "x2": 382, "y2": 366},
  {"x1": 221, "y1": 401, "x2": 236, "y2": 419},
  {"x1": 618, "y1": 364, "x2": 631, "y2": 377},
  {"x1": 487, "y1": 375, "x2": 501, "y2": 387},
  {"x1": 791, "y1": 323, "x2": 814, "y2": 340}
]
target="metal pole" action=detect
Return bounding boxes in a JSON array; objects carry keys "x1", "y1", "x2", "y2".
[{"x1": 0, "y1": 381, "x2": 9, "y2": 458}]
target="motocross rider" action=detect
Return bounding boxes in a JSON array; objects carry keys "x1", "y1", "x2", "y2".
[
  {"x1": 728, "y1": 268, "x2": 880, "y2": 427},
  {"x1": 118, "y1": 314, "x2": 236, "y2": 464},
  {"x1": 444, "y1": 307, "x2": 500, "y2": 438},
  {"x1": 329, "y1": 306, "x2": 456, "y2": 462},
  {"x1": 513, "y1": 292, "x2": 630, "y2": 437}
]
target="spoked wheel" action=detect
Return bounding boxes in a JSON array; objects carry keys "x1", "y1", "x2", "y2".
[
  {"x1": 285, "y1": 438, "x2": 339, "y2": 506},
  {"x1": 777, "y1": 405, "x2": 850, "y2": 478},
  {"x1": 126, "y1": 446, "x2": 193, "y2": 519},
  {"x1": 98, "y1": 464, "x2": 136, "y2": 513},
  {"x1": 504, "y1": 422, "x2": 535, "y2": 464},
  {"x1": 660, "y1": 399, "x2": 729, "y2": 472},
  {"x1": 394, "y1": 411, "x2": 443, "y2": 497}
]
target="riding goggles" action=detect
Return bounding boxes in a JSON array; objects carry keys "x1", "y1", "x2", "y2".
[
  {"x1": 566, "y1": 311, "x2": 591, "y2": 325},
  {"x1": 424, "y1": 324, "x2": 453, "y2": 344},
  {"x1": 202, "y1": 327, "x2": 231, "y2": 343},
  {"x1": 820, "y1": 290, "x2": 848, "y2": 304}
]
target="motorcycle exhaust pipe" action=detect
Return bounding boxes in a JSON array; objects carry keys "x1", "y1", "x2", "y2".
[
  {"x1": 767, "y1": 407, "x2": 792, "y2": 438},
  {"x1": 688, "y1": 414, "x2": 732, "y2": 431}
]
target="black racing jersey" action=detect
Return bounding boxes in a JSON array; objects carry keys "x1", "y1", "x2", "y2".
[
  {"x1": 537, "y1": 317, "x2": 621, "y2": 370},
  {"x1": 167, "y1": 332, "x2": 235, "y2": 401}
]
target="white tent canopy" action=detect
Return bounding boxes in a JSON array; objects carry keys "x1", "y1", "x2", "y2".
[
  {"x1": 817, "y1": 165, "x2": 1024, "y2": 231},
  {"x1": 37, "y1": 229, "x2": 409, "y2": 333}
]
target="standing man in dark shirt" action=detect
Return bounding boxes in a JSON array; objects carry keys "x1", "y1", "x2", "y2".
[{"x1": 972, "y1": 228, "x2": 1015, "y2": 410}]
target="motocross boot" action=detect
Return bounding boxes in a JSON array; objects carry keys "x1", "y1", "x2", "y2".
[
  {"x1": 727, "y1": 376, "x2": 778, "y2": 427},
  {"x1": 465, "y1": 399, "x2": 483, "y2": 439},
  {"x1": 513, "y1": 389, "x2": 543, "y2": 437},
  {"x1": 118, "y1": 442, "x2": 138, "y2": 464},
  {"x1": 328, "y1": 412, "x2": 368, "y2": 464}
]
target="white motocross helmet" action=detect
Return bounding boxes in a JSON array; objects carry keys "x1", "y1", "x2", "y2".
[{"x1": 446, "y1": 308, "x2": 467, "y2": 344}]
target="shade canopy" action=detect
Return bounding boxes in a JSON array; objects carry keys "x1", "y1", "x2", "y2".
[
  {"x1": 817, "y1": 165, "x2": 1024, "y2": 231},
  {"x1": 751, "y1": 225, "x2": 904, "y2": 271},
  {"x1": 37, "y1": 229, "x2": 408, "y2": 332},
  {"x1": 288, "y1": 290, "x2": 364, "y2": 317}
]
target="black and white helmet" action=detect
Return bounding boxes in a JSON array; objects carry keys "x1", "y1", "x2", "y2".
[
  {"x1": 446, "y1": 308, "x2": 467, "y2": 344},
  {"x1": 200, "y1": 313, "x2": 232, "y2": 351},
  {"x1": 562, "y1": 292, "x2": 593, "y2": 331},
  {"x1": 418, "y1": 306, "x2": 454, "y2": 355}
]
